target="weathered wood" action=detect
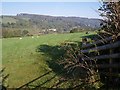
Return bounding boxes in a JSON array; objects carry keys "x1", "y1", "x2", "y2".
[
  {"x1": 81, "y1": 41, "x2": 120, "y2": 53},
  {"x1": 82, "y1": 36, "x2": 113, "y2": 49},
  {"x1": 82, "y1": 53, "x2": 120, "y2": 60},
  {"x1": 109, "y1": 44, "x2": 113, "y2": 81},
  {"x1": 100, "y1": 72, "x2": 120, "y2": 77},
  {"x1": 89, "y1": 63, "x2": 120, "y2": 68},
  {"x1": 81, "y1": 36, "x2": 120, "y2": 85}
]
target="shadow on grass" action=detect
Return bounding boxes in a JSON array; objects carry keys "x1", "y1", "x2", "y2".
[
  {"x1": 17, "y1": 42, "x2": 82, "y2": 89},
  {"x1": 36, "y1": 39, "x2": 85, "y2": 77},
  {"x1": 17, "y1": 70, "x2": 54, "y2": 89},
  {"x1": 36, "y1": 44, "x2": 65, "y2": 75}
]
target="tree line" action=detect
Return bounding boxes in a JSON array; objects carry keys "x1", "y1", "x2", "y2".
[{"x1": 2, "y1": 29, "x2": 29, "y2": 38}]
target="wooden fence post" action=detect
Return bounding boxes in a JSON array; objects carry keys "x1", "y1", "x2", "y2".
[{"x1": 109, "y1": 41, "x2": 113, "y2": 84}]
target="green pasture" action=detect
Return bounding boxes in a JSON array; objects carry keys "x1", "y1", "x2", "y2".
[{"x1": 2, "y1": 32, "x2": 95, "y2": 88}]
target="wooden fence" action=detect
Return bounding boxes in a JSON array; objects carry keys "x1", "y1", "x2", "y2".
[{"x1": 81, "y1": 35, "x2": 120, "y2": 87}]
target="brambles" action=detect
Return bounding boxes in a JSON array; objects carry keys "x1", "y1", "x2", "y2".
[
  {"x1": 58, "y1": 41, "x2": 102, "y2": 89},
  {"x1": 0, "y1": 68, "x2": 9, "y2": 90}
]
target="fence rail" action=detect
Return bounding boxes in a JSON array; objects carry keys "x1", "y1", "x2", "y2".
[
  {"x1": 82, "y1": 36, "x2": 113, "y2": 49},
  {"x1": 83, "y1": 53, "x2": 120, "y2": 60},
  {"x1": 81, "y1": 40, "x2": 120, "y2": 53},
  {"x1": 81, "y1": 35, "x2": 120, "y2": 87}
]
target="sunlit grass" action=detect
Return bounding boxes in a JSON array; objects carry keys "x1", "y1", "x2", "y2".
[{"x1": 2, "y1": 32, "x2": 95, "y2": 88}]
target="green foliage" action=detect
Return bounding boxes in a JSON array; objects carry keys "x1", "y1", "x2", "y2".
[
  {"x1": 22, "y1": 30, "x2": 29, "y2": 36},
  {"x1": 2, "y1": 29, "x2": 29, "y2": 38},
  {"x1": 70, "y1": 28, "x2": 94, "y2": 33},
  {"x1": 2, "y1": 29, "x2": 22, "y2": 38},
  {"x1": 70, "y1": 28, "x2": 81, "y2": 33}
]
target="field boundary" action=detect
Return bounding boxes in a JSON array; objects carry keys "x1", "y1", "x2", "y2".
[{"x1": 80, "y1": 35, "x2": 120, "y2": 87}]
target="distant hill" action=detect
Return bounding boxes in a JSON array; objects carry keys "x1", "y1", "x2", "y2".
[{"x1": 0, "y1": 13, "x2": 102, "y2": 35}]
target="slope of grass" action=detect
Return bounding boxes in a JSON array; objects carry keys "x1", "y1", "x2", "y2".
[
  {"x1": 1, "y1": 17, "x2": 18, "y2": 24},
  {"x1": 2, "y1": 32, "x2": 95, "y2": 88}
]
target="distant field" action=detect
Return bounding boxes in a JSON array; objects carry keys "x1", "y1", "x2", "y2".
[{"x1": 2, "y1": 32, "x2": 95, "y2": 88}]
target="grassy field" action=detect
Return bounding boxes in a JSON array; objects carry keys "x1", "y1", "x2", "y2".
[{"x1": 2, "y1": 32, "x2": 95, "y2": 88}]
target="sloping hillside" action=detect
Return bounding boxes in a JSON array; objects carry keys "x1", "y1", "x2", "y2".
[{"x1": 1, "y1": 13, "x2": 101, "y2": 35}]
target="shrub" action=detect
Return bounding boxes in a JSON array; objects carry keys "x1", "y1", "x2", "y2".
[
  {"x1": 70, "y1": 28, "x2": 83, "y2": 33},
  {"x1": 22, "y1": 30, "x2": 29, "y2": 36},
  {"x1": 58, "y1": 41, "x2": 103, "y2": 89}
]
